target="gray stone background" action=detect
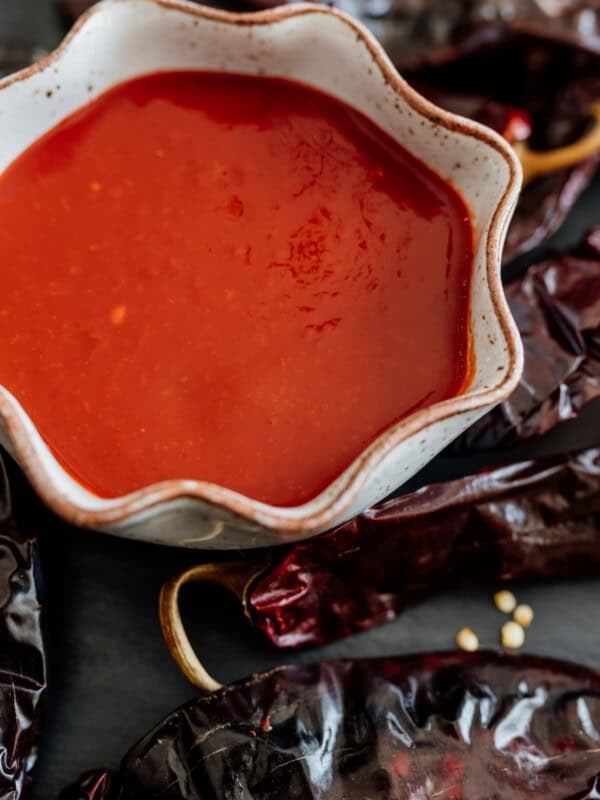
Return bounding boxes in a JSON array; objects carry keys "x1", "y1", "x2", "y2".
[{"x1": 0, "y1": 2, "x2": 599, "y2": 796}]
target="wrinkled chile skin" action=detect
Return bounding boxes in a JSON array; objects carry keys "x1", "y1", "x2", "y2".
[
  {"x1": 250, "y1": 449, "x2": 600, "y2": 649},
  {"x1": 0, "y1": 453, "x2": 46, "y2": 799},
  {"x1": 60, "y1": 652, "x2": 600, "y2": 799},
  {"x1": 404, "y1": 31, "x2": 600, "y2": 262},
  {"x1": 452, "y1": 228, "x2": 600, "y2": 451}
]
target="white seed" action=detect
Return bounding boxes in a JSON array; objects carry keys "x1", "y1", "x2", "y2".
[
  {"x1": 493, "y1": 590, "x2": 517, "y2": 614},
  {"x1": 501, "y1": 621, "x2": 525, "y2": 649},
  {"x1": 513, "y1": 604, "x2": 534, "y2": 628},
  {"x1": 456, "y1": 627, "x2": 479, "y2": 652}
]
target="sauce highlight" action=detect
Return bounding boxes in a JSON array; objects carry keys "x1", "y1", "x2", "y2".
[{"x1": 0, "y1": 72, "x2": 473, "y2": 505}]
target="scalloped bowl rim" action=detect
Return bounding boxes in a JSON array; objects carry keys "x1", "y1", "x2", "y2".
[{"x1": 0, "y1": 0, "x2": 524, "y2": 535}]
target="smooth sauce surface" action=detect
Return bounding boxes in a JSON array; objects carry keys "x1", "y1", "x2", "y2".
[{"x1": 0, "y1": 72, "x2": 472, "y2": 505}]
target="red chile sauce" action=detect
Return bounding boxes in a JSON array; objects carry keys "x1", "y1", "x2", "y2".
[{"x1": 0, "y1": 72, "x2": 473, "y2": 505}]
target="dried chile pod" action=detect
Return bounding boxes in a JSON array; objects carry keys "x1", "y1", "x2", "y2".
[
  {"x1": 421, "y1": 80, "x2": 600, "y2": 258},
  {"x1": 156, "y1": 449, "x2": 600, "y2": 653},
  {"x1": 502, "y1": 77, "x2": 600, "y2": 259},
  {"x1": 402, "y1": 24, "x2": 600, "y2": 261},
  {"x1": 0, "y1": 453, "x2": 46, "y2": 798},
  {"x1": 248, "y1": 448, "x2": 600, "y2": 648},
  {"x1": 59, "y1": 651, "x2": 600, "y2": 799},
  {"x1": 451, "y1": 227, "x2": 600, "y2": 451}
]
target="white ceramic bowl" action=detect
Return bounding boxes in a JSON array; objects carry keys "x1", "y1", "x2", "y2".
[{"x1": 0, "y1": 0, "x2": 523, "y2": 549}]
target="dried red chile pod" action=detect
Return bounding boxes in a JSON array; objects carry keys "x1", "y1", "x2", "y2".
[
  {"x1": 249, "y1": 448, "x2": 600, "y2": 649},
  {"x1": 499, "y1": 76, "x2": 600, "y2": 260},
  {"x1": 59, "y1": 651, "x2": 600, "y2": 799},
  {"x1": 0, "y1": 453, "x2": 46, "y2": 799},
  {"x1": 450, "y1": 228, "x2": 600, "y2": 451},
  {"x1": 403, "y1": 29, "x2": 600, "y2": 261},
  {"x1": 416, "y1": 87, "x2": 600, "y2": 239}
]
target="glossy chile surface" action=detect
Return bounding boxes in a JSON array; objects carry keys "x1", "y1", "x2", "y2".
[
  {"x1": 0, "y1": 451, "x2": 46, "y2": 799},
  {"x1": 59, "y1": 651, "x2": 600, "y2": 799},
  {"x1": 217, "y1": 447, "x2": 600, "y2": 649},
  {"x1": 443, "y1": 226, "x2": 600, "y2": 450},
  {"x1": 401, "y1": 12, "x2": 600, "y2": 262}
]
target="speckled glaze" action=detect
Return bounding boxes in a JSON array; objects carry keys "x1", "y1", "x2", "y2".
[{"x1": 0, "y1": 0, "x2": 523, "y2": 549}]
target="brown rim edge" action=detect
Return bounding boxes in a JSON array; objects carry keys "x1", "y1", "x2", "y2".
[
  {"x1": 0, "y1": 0, "x2": 524, "y2": 536},
  {"x1": 159, "y1": 560, "x2": 269, "y2": 690}
]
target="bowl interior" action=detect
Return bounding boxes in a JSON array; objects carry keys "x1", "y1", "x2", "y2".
[{"x1": 0, "y1": 0, "x2": 520, "y2": 524}]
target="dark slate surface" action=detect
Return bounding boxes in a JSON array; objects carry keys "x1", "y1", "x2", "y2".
[{"x1": 0, "y1": 2, "x2": 598, "y2": 797}]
